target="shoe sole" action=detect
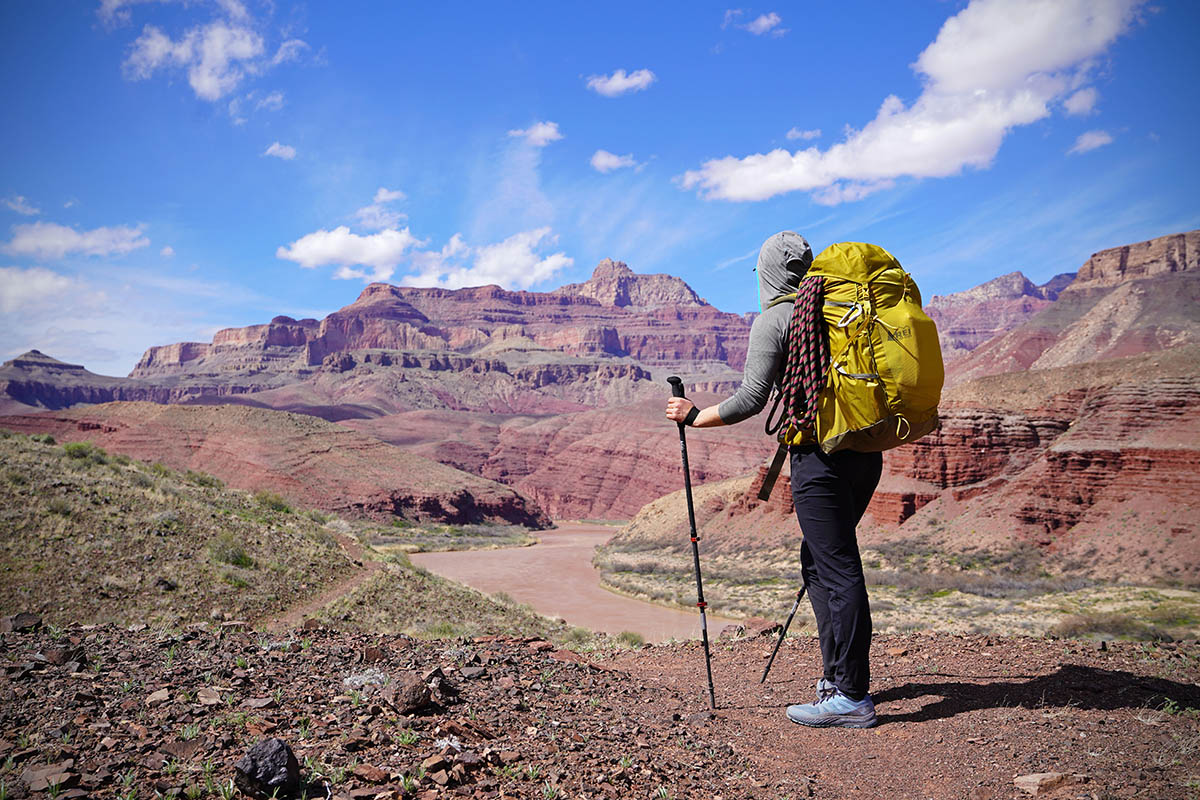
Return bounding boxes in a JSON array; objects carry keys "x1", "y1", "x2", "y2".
[{"x1": 787, "y1": 711, "x2": 877, "y2": 728}]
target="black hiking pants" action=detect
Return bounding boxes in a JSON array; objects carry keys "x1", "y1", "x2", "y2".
[{"x1": 789, "y1": 445, "x2": 882, "y2": 701}]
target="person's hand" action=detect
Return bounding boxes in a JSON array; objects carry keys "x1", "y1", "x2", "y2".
[{"x1": 665, "y1": 397, "x2": 695, "y2": 423}]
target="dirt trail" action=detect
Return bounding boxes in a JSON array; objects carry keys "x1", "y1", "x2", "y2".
[
  {"x1": 411, "y1": 521, "x2": 739, "y2": 641},
  {"x1": 265, "y1": 531, "x2": 380, "y2": 632}
]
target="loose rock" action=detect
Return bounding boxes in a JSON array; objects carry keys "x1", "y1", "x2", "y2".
[{"x1": 234, "y1": 738, "x2": 302, "y2": 799}]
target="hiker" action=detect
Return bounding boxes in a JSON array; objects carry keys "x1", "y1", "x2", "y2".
[{"x1": 664, "y1": 230, "x2": 881, "y2": 728}]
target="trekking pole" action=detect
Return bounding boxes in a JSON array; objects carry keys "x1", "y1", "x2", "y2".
[
  {"x1": 666, "y1": 376, "x2": 717, "y2": 710},
  {"x1": 760, "y1": 584, "x2": 806, "y2": 683}
]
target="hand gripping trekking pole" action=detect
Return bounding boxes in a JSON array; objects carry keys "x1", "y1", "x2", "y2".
[
  {"x1": 667, "y1": 376, "x2": 717, "y2": 710},
  {"x1": 760, "y1": 584, "x2": 806, "y2": 683}
]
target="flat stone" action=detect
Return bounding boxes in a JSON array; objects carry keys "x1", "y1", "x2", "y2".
[
  {"x1": 1014, "y1": 772, "x2": 1077, "y2": 795},
  {"x1": 1, "y1": 612, "x2": 41, "y2": 633},
  {"x1": 353, "y1": 763, "x2": 388, "y2": 783},
  {"x1": 197, "y1": 687, "x2": 222, "y2": 705}
]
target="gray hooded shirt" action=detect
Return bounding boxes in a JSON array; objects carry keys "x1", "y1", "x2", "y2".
[{"x1": 716, "y1": 231, "x2": 813, "y2": 425}]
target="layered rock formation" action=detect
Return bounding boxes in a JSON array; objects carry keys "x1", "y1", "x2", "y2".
[
  {"x1": 129, "y1": 260, "x2": 751, "y2": 387},
  {"x1": 0, "y1": 350, "x2": 280, "y2": 413},
  {"x1": 346, "y1": 393, "x2": 771, "y2": 520},
  {"x1": 947, "y1": 231, "x2": 1200, "y2": 384},
  {"x1": 0, "y1": 403, "x2": 550, "y2": 528},
  {"x1": 926, "y1": 272, "x2": 1073, "y2": 360}
]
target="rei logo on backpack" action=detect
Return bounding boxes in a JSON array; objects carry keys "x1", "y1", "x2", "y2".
[{"x1": 765, "y1": 241, "x2": 944, "y2": 456}]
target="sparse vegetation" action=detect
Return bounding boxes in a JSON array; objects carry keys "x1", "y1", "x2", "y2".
[
  {"x1": 371, "y1": 521, "x2": 536, "y2": 553},
  {"x1": 208, "y1": 532, "x2": 255, "y2": 569},
  {"x1": 616, "y1": 630, "x2": 645, "y2": 648},
  {"x1": 63, "y1": 441, "x2": 107, "y2": 464},
  {"x1": 253, "y1": 490, "x2": 292, "y2": 514},
  {"x1": 1051, "y1": 612, "x2": 1173, "y2": 642}
]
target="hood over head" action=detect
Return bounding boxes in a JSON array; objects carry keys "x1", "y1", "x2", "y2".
[{"x1": 756, "y1": 231, "x2": 813, "y2": 309}]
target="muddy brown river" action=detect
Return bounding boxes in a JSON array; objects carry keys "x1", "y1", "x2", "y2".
[{"x1": 409, "y1": 522, "x2": 738, "y2": 643}]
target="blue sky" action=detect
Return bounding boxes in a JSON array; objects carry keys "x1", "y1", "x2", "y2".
[{"x1": 1, "y1": 0, "x2": 1198, "y2": 375}]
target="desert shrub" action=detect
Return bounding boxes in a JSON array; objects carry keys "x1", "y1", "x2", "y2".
[
  {"x1": 0, "y1": 428, "x2": 11, "y2": 438},
  {"x1": 221, "y1": 570, "x2": 250, "y2": 589},
  {"x1": 253, "y1": 490, "x2": 291, "y2": 514},
  {"x1": 31, "y1": 433, "x2": 56, "y2": 445},
  {"x1": 64, "y1": 441, "x2": 108, "y2": 464},
  {"x1": 616, "y1": 631, "x2": 645, "y2": 648},
  {"x1": 150, "y1": 462, "x2": 172, "y2": 477},
  {"x1": 46, "y1": 497, "x2": 71, "y2": 516},
  {"x1": 1051, "y1": 612, "x2": 1172, "y2": 642},
  {"x1": 148, "y1": 510, "x2": 184, "y2": 536},
  {"x1": 390, "y1": 517, "x2": 413, "y2": 529},
  {"x1": 209, "y1": 532, "x2": 255, "y2": 569},
  {"x1": 304, "y1": 508, "x2": 329, "y2": 524},
  {"x1": 110, "y1": 452, "x2": 132, "y2": 466},
  {"x1": 185, "y1": 470, "x2": 223, "y2": 489},
  {"x1": 423, "y1": 621, "x2": 461, "y2": 638},
  {"x1": 131, "y1": 472, "x2": 154, "y2": 488},
  {"x1": 562, "y1": 626, "x2": 591, "y2": 646},
  {"x1": 5, "y1": 468, "x2": 27, "y2": 485}
]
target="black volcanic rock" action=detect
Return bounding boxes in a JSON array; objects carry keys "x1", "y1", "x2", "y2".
[{"x1": 234, "y1": 738, "x2": 302, "y2": 798}]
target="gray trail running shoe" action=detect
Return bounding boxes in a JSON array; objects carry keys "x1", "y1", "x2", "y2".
[{"x1": 786, "y1": 688, "x2": 878, "y2": 728}]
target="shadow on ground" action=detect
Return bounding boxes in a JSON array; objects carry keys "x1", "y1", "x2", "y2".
[{"x1": 874, "y1": 664, "x2": 1200, "y2": 723}]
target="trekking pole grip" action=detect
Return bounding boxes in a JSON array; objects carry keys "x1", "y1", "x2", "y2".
[{"x1": 668, "y1": 375, "x2": 685, "y2": 398}]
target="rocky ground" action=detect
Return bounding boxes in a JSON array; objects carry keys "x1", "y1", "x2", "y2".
[{"x1": 1, "y1": 618, "x2": 1197, "y2": 799}]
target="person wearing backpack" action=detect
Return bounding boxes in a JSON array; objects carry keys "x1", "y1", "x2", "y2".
[{"x1": 666, "y1": 229, "x2": 935, "y2": 728}]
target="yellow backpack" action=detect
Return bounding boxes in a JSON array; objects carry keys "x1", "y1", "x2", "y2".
[{"x1": 768, "y1": 242, "x2": 944, "y2": 453}]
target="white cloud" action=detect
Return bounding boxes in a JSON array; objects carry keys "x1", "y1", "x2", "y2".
[
  {"x1": 372, "y1": 188, "x2": 404, "y2": 204},
  {"x1": 214, "y1": 0, "x2": 249, "y2": 22},
  {"x1": 743, "y1": 12, "x2": 786, "y2": 36},
  {"x1": 586, "y1": 68, "x2": 657, "y2": 97},
  {"x1": 403, "y1": 228, "x2": 572, "y2": 290},
  {"x1": 4, "y1": 196, "x2": 40, "y2": 216},
  {"x1": 255, "y1": 90, "x2": 285, "y2": 111},
  {"x1": 1068, "y1": 129, "x2": 1114, "y2": 154},
  {"x1": 264, "y1": 141, "x2": 296, "y2": 159},
  {"x1": 276, "y1": 226, "x2": 422, "y2": 282},
  {"x1": 722, "y1": 9, "x2": 744, "y2": 29},
  {"x1": 5, "y1": 222, "x2": 150, "y2": 260},
  {"x1": 1063, "y1": 87, "x2": 1098, "y2": 115},
  {"x1": 160, "y1": 245, "x2": 175, "y2": 257},
  {"x1": 271, "y1": 39, "x2": 309, "y2": 66},
  {"x1": 913, "y1": 0, "x2": 1138, "y2": 94},
  {"x1": 354, "y1": 188, "x2": 407, "y2": 231},
  {"x1": 785, "y1": 127, "x2": 821, "y2": 141},
  {"x1": 507, "y1": 121, "x2": 564, "y2": 147},
  {"x1": 98, "y1": 0, "x2": 163, "y2": 26},
  {"x1": 591, "y1": 150, "x2": 637, "y2": 173},
  {"x1": 680, "y1": 0, "x2": 1144, "y2": 203},
  {"x1": 120, "y1": 14, "x2": 308, "y2": 105},
  {"x1": 0, "y1": 267, "x2": 78, "y2": 314},
  {"x1": 124, "y1": 22, "x2": 265, "y2": 101}
]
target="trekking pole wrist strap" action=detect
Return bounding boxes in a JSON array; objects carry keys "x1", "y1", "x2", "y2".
[{"x1": 684, "y1": 406, "x2": 700, "y2": 427}]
